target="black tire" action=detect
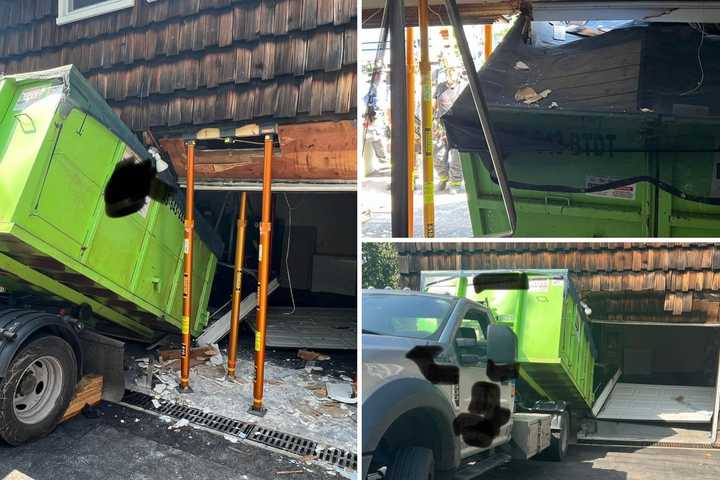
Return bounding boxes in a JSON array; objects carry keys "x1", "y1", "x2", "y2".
[
  {"x1": 544, "y1": 411, "x2": 569, "y2": 461},
  {"x1": 0, "y1": 336, "x2": 77, "y2": 445},
  {"x1": 386, "y1": 447, "x2": 435, "y2": 480}
]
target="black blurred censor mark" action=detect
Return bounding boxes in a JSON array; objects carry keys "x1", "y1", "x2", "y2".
[{"x1": 406, "y1": 346, "x2": 517, "y2": 448}]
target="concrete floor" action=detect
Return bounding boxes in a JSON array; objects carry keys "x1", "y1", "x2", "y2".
[
  {"x1": 482, "y1": 445, "x2": 720, "y2": 480},
  {"x1": 0, "y1": 402, "x2": 346, "y2": 480},
  {"x1": 361, "y1": 174, "x2": 473, "y2": 238}
]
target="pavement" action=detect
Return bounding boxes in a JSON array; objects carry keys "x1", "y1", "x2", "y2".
[
  {"x1": 361, "y1": 173, "x2": 473, "y2": 238},
  {"x1": 0, "y1": 401, "x2": 348, "y2": 480},
  {"x1": 482, "y1": 445, "x2": 720, "y2": 480}
]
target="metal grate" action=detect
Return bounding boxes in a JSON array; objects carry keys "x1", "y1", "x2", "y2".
[
  {"x1": 120, "y1": 390, "x2": 357, "y2": 470},
  {"x1": 251, "y1": 426, "x2": 318, "y2": 456},
  {"x1": 318, "y1": 447, "x2": 357, "y2": 470},
  {"x1": 578, "y1": 438, "x2": 720, "y2": 449}
]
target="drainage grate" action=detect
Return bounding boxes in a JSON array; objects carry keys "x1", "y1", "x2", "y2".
[
  {"x1": 122, "y1": 391, "x2": 254, "y2": 437},
  {"x1": 251, "y1": 426, "x2": 318, "y2": 456},
  {"x1": 318, "y1": 447, "x2": 358, "y2": 470},
  {"x1": 578, "y1": 438, "x2": 720, "y2": 449},
  {"x1": 120, "y1": 390, "x2": 357, "y2": 470}
]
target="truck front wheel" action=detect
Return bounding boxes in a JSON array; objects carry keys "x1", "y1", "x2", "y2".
[
  {"x1": 386, "y1": 447, "x2": 436, "y2": 480},
  {"x1": 0, "y1": 336, "x2": 77, "y2": 445}
]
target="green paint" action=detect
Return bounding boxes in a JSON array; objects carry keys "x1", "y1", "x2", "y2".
[
  {"x1": 459, "y1": 110, "x2": 720, "y2": 237},
  {"x1": 0, "y1": 74, "x2": 217, "y2": 338}
]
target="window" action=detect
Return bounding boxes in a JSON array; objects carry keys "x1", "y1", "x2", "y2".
[
  {"x1": 454, "y1": 309, "x2": 489, "y2": 366},
  {"x1": 57, "y1": 0, "x2": 135, "y2": 25},
  {"x1": 362, "y1": 293, "x2": 454, "y2": 340}
]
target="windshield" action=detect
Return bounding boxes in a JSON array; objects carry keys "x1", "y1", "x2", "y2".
[{"x1": 362, "y1": 293, "x2": 454, "y2": 339}]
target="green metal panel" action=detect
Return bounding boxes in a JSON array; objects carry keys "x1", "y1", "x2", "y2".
[
  {"x1": 422, "y1": 270, "x2": 596, "y2": 409},
  {"x1": 459, "y1": 111, "x2": 720, "y2": 238},
  {"x1": 475, "y1": 273, "x2": 596, "y2": 409},
  {"x1": 462, "y1": 152, "x2": 654, "y2": 237},
  {"x1": 0, "y1": 72, "x2": 217, "y2": 338}
]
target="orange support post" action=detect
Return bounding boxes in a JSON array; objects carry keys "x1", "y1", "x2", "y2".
[
  {"x1": 249, "y1": 134, "x2": 273, "y2": 416},
  {"x1": 484, "y1": 23, "x2": 493, "y2": 60},
  {"x1": 419, "y1": 0, "x2": 435, "y2": 238},
  {"x1": 406, "y1": 27, "x2": 416, "y2": 237},
  {"x1": 178, "y1": 140, "x2": 195, "y2": 393},
  {"x1": 226, "y1": 191, "x2": 248, "y2": 378}
]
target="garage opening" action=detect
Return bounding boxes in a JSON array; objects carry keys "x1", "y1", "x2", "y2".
[
  {"x1": 195, "y1": 189, "x2": 357, "y2": 350},
  {"x1": 582, "y1": 322, "x2": 720, "y2": 445}
]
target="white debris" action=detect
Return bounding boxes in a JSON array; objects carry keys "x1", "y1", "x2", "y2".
[
  {"x1": 153, "y1": 383, "x2": 168, "y2": 394},
  {"x1": 224, "y1": 434, "x2": 239, "y2": 443},
  {"x1": 134, "y1": 418, "x2": 140, "y2": 423},
  {"x1": 169, "y1": 418, "x2": 190, "y2": 430},
  {"x1": 514, "y1": 61, "x2": 530, "y2": 71},
  {"x1": 208, "y1": 343, "x2": 225, "y2": 366},
  {"x1": 339, "y1": 375, "x2": 353, "y2": 383},
  {"x1": 549, "y1": 101, "x2": 559, "y2": 109},
  {"x1": 152, "y1": 399, "x2": 162, "y2": 409},
  {"x1": 335, "y1": 467, "x2": 356, "y2": 479},
  {"x1": 641, "y1": 108, "x2": 654, "y2": 112},
  {"x1": 326, "y1": 383, "x2": 356, "y2": 404},
  {"x1": 159, "y1": 415, "x2": 173, "y2": 423}
]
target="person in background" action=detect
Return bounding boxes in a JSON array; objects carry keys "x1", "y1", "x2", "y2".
[{"x1": 433, "y1": 68, "x2": 464, "y2": 194}]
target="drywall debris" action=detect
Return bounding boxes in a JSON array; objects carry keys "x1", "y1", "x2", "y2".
[
  {"x1": 326, "y1": 383, "x2": 356, "y2": 404},
  {"x1": 298, "y1": 350, "x2": 330, "y2": 361},
  {"x1": 514, "y1": 61, "x2": 530, "y2": 71},
  {"x1": 169, "y1": 418, "x2": 190, "y2": 430},
  {"x1": 514, "y1": 87, "x2": 551, "y2": 104}
]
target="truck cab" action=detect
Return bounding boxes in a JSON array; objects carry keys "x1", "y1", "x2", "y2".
[{"x1": 362, "y1": 284, "x2": 559, "y2": 479}]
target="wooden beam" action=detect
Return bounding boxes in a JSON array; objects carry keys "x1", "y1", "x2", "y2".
[
  {"x1": 61, "y1": 374, "x2": 103, "y2": 423},
  {"x1": 161, "y1": 120, "x2": 356, "y2": 181},
  {"x1": 362, "y1": 1, "x2": 518, "y2": 27}
]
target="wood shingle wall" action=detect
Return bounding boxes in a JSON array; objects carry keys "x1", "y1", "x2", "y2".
[
  {"x1": 0, "y1": 0, "x2": 356, "y2": 131},
  {"x1": 397, "y1": 243, "x2": 720, "y2": 323}
]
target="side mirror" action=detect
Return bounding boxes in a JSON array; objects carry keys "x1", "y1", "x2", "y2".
[
  {"x1": 486, "y1": 324, "x2": 516, "y2": 366},
  {"x1": 104, "y1": 159, "x2": 158, "y2": 218},
  {"x1": 473, "y1": 272, "x2": 528, "y2": 293}
]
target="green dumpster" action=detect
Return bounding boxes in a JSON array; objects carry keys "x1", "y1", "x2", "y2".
[
  {"x1": 0, "y1": 66, "x2": 222, "y2": 339},
  {"x1": 458, "y1": 109, "x2": 720, "y2": 237},
  {"x1": 422, "y1": 270, "x2": 596, "y2": 409}
]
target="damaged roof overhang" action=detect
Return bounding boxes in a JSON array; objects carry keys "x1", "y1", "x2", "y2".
[{"x1": 362, "y1": 0, "x2": 720, "y2": 26}]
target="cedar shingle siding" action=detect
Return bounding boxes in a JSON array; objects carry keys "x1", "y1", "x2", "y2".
[
  {"x1": 0, "y1": 0, "x2": 357, "y2": 131},
  {"x1": 397, "y1": 243, "x2": 720, "y2": 324}
]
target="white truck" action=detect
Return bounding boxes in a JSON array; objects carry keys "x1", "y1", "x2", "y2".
[{"x1": 362, "y1": 274, "x2": 570, "y2": 479}]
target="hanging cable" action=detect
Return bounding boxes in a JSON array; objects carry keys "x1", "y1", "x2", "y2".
[
  {"x1": 282, "y1": 193, "x2": 296, "y2": 316},
  {"x1": 680, "y1": 22, "x2": 706, "y2": 96}
]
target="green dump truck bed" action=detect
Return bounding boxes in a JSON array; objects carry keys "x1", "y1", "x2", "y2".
[
  {"x1": 0, "y1": 66, "x2": 222, "y2": 339},
  {"x1": 422, "y1": 269, "x2": 597, "y2": 410}
]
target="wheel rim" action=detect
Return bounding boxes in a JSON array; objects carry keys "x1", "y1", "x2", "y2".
[{"x1": 13, "y1": 356, "x2": 64, "y2": 424}]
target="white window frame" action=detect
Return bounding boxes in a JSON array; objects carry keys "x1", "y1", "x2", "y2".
[{"x1": 57, "y1": 0, "x2": 135, "y2": 25}]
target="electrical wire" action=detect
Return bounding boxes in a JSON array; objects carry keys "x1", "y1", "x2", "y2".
[
  {"x1": 282, "y1": 193, "x2": 296, "y2": 315},
  {"x1": 680, "y1": 22, "x2": 706, "y2": 96}
]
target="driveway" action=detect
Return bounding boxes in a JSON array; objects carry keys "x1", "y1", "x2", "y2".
[
  {"x1": 0, "y1": 402, "x2": 346, "y2": 480},
  {"x1": 482, "y1": 445, "x2": 720, "y2": 480}
]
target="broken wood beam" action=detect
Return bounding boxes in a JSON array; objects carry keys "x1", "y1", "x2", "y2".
[{"x1": 196, "y1": 278, "x2": 280, "y2": 346}]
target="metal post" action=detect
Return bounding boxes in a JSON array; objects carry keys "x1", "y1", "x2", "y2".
[
  {"x1": 390, "y1": 0, "x2": 409, "y2": 237},
  {"x1": 419, "y1": 0, "x2": 435, "y2": 238},
  {"x1": 443, "y1": 0, "x2": 517, "y2": 236},
  {"x1": 406, "y1": 27, "x2": 416, "y2": 237},
  {"x1": 249, "y1": 134, "x2": 273, "y2": 416},
  {"x1": 484, "y1": 23, "x2": 494, "y2": 60},
  {"x1": 178, "y1": 140, "x2": 195, "y2": 393},
  {"x1": 227, "y1": 191, "x2": 248, "y2": 378}
]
